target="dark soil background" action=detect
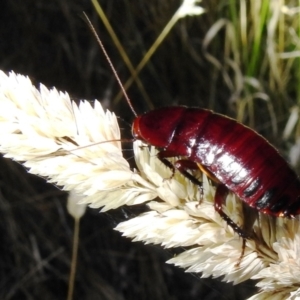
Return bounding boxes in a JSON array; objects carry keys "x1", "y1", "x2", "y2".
[{"x1": 0, "y1": 1, "x2": 258, "y2": 299}]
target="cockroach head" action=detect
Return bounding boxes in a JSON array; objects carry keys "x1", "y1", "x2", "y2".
[{"x1": 132, "y1": 107, "x2": 186, "y2": 148}]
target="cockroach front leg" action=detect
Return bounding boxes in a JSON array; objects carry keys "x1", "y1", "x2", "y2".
[
  {"x1": 157, "y1": 151, "x2": 203, "y2": 194},
  {"x1": 156, "y1": 150, "x2": 177, "y2": 178},
  {"x1": 157, "y1": 151, "x2": 202, "y2": 183}
]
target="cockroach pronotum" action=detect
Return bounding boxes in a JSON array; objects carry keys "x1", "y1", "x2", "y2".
[{"x1": 85, "y1": 14, "x2": 300, "y2": 242}]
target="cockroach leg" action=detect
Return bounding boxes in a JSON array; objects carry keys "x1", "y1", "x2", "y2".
[
  {"x1": 235, "y1": 238, "x2": 246, "y2": 268},
  {"x1": 157, "y1": 151, "x2": 203, "y2": 191},
  {"x1": 174, "y1": 160, "x2": 202, "y2": 184},
  {"x1": 174, "y1": 159, "x2": 204, "y2": 200},
  {"x1": 214, "y1": 184, "x2": 249, "y2": 265},
  {"x1": 214, "y1": 184, "x2": 249, "y2": 237},
  {"x1": 157, "y1": 150, "x2": 177, "y2": 179},
  {"x1": 157, "y1": 150, "x2": 248, "y2": 265}
]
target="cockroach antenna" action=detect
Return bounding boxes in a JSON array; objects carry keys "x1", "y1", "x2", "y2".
[{"x1": 83, "y1": 12, "x2": 138, "y2": 117}]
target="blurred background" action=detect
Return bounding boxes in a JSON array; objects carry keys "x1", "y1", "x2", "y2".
[{"x1": 1, "y1": 0, "x2": 299, "y2": 299}]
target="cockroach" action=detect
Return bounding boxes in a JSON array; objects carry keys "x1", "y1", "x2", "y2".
[
  {"x1": 85, "y1": 14, "x2": 300, "y2": 241},
  {"x1": 132, "y1": 107, "x2": 300, "y2": 238}
]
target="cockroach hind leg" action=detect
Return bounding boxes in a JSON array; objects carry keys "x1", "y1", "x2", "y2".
[{"x1": 214, "y1": 184, "x2": 250, "y2": 265}]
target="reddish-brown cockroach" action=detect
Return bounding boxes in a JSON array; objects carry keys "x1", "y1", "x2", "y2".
[
  {"x1": 85, "y1": 14, "x2": 300, "y2": 240},
  {"x1": 132, "y1": 107, "x2": 300, "y2": 237}
]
